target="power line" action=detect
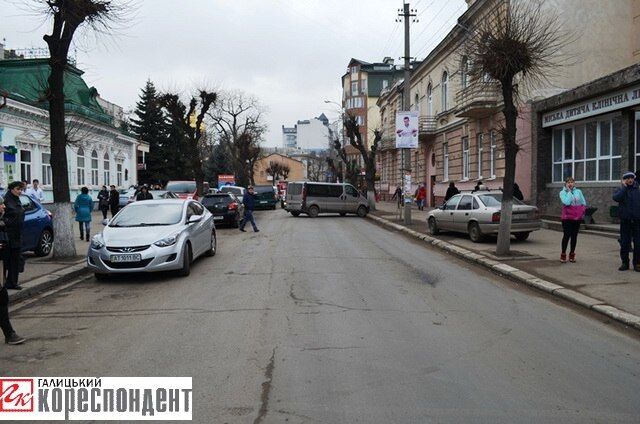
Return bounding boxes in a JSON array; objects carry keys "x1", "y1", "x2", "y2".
[
  {"x1": 412, "y1": 0, "x2": 449, "y2": 44},
  {"x1": 413, "y1": 4, "x2": 465, "y2": 59}
]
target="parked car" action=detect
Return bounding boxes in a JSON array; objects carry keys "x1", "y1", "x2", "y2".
[
  {"x1": 165, "y1": 181, "x2": 199, "y2": 201},
  {"x1": 87, "y1": 199, "x2": 216, "y2": 279},
  {"x1": 201, "y1": 193, "x2": 244, "y2": 227},
  {"x1": 426, "y1": 191, "x2": 542, "y2": 242},
  {"x1": 19, "y1": 194, "x2": 54, "y2": 256},
  {"x1": 285, "y1": 182, "x2": 369, "y2": 218},
  {"x1": 129, "y1": 190, "x2": 179, "y2": 203},
  {"x1": 219, "y1": 185, "x2": 245, "y2": 198},
  {"x1": 253, "y1": 185, "x2": 278, "y2": 210},
  {"x1": 119, "y1": 188, "x2": 136, "y2": 207}
]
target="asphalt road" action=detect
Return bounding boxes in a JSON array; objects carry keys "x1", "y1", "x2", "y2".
[{"x1": 3, "y1": 209, "x2": 640, "y2": 423}]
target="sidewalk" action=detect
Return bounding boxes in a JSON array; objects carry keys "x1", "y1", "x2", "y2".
[
  {"x1": 372, "y1": 201, "x2": 640, "y2": 326},
  {"x1": 9, "y1": 211, "x2": 105, "y2": 302}
]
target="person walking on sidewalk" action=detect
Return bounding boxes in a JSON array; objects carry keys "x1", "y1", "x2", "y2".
[
  {"x1": 445, "y1": 181, "x2": 460, "y2": 201},
  {"x1": 97, "y1": 185, "x2": 109, "y2": 219},
  {"x1": 239, "y1": 186, "x2": 259, "y2": 233},
  {"x1": 559, "y1": 177, "x2": 586, "y2": 263},
  {"x1": 391, "y1": 185, "x2": 403, "y2": 208},
  {"x1": 136, "y1": 185, "x2": 153, "y2": 201},
  {"x1": 109, "y1": 185, "x2": 120, "y2": 218},
  {"x1": 0, "y1": 198, "x2": 26, "y2": 345},
  {"x1": 613, "y1": 171, "x2": 640, "y2": 271},
  {"x1": 416, "y1": 183, "x2": 427, "y2": 211},
  {"x1": 74, "y1": 187, "x2": 93, "y2": 242},
  {"x1": 3, "y1": 182, "x2": 24, "y2": 291}
]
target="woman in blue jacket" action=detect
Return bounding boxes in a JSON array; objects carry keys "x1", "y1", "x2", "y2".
[
  {"x1": 559, "y1": 177, "x2": 586, "y2": 263},
  {"x1": 74, "y1": 187, "x2": 93, "y2": 242}
]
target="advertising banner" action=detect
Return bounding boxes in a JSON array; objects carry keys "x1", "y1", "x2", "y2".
[{"x1": 395, "y1": 111, "x2": 419, "y2": 149}]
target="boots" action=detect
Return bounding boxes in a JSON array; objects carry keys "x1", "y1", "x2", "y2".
[
  {"x1": 569, "y1": 252, "x2": 576, "y2": 263},
  {"x1": 560, "y1": 253, "x2": 567, "y2": 263},
  {"x1": 86, "y1": 229, "x2": 90, "y2": 242}
]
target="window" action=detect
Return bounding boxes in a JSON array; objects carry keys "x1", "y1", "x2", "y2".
[
  {"x1": 427, "y1": 84, "x2": 433, "y2": 116},
  {"x1": 462, "y1": 136, "x2": 470, "y2": 180},
  {"x1": 461, "y1": 56, "x2": 469, "y2": 88},
  {"x1": 117, "y1": 163, "x2": 123, "y2": 187},
  {"x1": 477, "y1": 133, "x2": 484, "y2": 178},
  {"x1": 636, "y1": 112, "x2": 640, "y2": 171},
  {"x1": 19, "y1": 194, "x2": 36, "y2": 212},
  {"x1": 382, "y1": 80, "x2": 389, "y2": 89},
  {"x1": 345, "y1": 185, "x2": 359, "y2": 197},
  {"x1": 350, "y1": 66, "x2": 358, "y2": 75},
  {"x1": 414, "y1": 93, "x2": 420, "y2": 112},
  {"x1": 457, "y1": 195, "x2": 472, "y2": 210},
  {"x1": 441, "y1": 72, "x2": 448, "y2": 111},
  {"x1": 361, "y1": 79, "x2": 367, "y2": 94},
  {"x1": 76, "y1": 148, "x2": 85, "y2": 186},
  {"x1": 41, "y1": 152, "x2": 52, "y2": 185},
  {"x1": 552, "y1": 117, "x2": 622, "y2": 182},
  {"x1": 351, "y1": 81, "x2": 358, "y2": 96},
  {"x1": 20, "y1": 150, "x2": 31, "y2": 183},
  {"x1": 444, "y1": 194, "x2": 461, "y2": 210},
  {"x1": 103, "y1": 152, "x2": 110, "y2": 185},
  {"x1": 443, "y1": 142, "x2": 449, "y2": 181},
  {"x1": 355, "y1": 116, "x2": 364, "y2": 126},
  {"x1": 91, "y1": 150, "x2": 99, "y2": 186},
  {"x1": 490, "y1": 130, "x2": 497, "y2": 178}
]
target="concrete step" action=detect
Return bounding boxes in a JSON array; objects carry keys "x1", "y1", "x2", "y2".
[{"x1": 541, "y1": 219, "x2": 618, "y2": 239}]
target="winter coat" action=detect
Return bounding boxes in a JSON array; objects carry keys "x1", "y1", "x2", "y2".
[
  {"x1": 559, "y1": 187, "x2": 586, "y2": 221},
  {"x1": 74, "y1": 194, "x2": 94, "y2": 222},
  {"x1": 98, "y1": 189, "x2": 110, "y2": 209},
  {"x1": 513, "y1": 185, "x2": 524, "y2": 201},
  {"x1": 613, "y1": 182, "x2": 640, "y2": 221},
  {"x1": 242, "y1": 192, "x2": 256, "y2": 211},
  {"x1": 136, "y1": 191, "x2": 154, "y2": 201},
  {"x1": 3, "y1": 191, "x2": 24, "y2": 246},
  {"x1": 444, "y1": 186, "x2": 460, "y2": 201},
  {"x1": 109, "y1": 189, "x2": 120, "y2": 208},
  {"x1": 416, "y1": 187, "x2": 427, "y2": 200}
]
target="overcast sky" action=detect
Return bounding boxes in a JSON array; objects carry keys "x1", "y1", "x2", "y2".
[{"x1": 0, "y1": 0, "x2": 466, "y2": 147}]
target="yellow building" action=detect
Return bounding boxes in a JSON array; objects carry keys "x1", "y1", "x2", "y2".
[{"x1": 253, "y1": 153, "x2": 305, "y2": 185}]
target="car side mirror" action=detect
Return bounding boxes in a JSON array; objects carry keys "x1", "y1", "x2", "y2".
[{"x1": 188, "y1": 215, "x2": 203, "y2": 224}]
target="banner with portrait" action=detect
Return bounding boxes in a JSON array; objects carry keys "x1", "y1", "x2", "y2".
[{"x1": 395, "y1": 111, "x2": 419, "y2": 149}]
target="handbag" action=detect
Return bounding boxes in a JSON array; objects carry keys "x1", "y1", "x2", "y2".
[{"x1": 562, "y1": 204, "x2": 586, "y2": 221}]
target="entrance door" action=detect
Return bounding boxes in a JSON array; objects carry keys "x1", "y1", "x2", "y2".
[{"x1": 430, "y1": 175, "x2": 436, "y2": 207}]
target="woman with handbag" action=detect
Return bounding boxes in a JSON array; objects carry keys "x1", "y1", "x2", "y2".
[{"x1": 559, "y1": 177, "x2": 587, "y2": 263}]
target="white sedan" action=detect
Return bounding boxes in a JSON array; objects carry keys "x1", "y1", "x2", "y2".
[{"x1": 87, "y1": 199, "x2": 216, "y2": 279}]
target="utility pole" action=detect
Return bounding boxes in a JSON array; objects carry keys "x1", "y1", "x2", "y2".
[{"x1": 398, "y1": 3, "x2": 416, "y2": 225}]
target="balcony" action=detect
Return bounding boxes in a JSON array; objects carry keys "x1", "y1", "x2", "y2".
[
  {"x1": 419, "y1": 116, "x2": 436, "y2": 134},
  {"x1": 455, "y1": 81, "x2": 502, "y2": 118}
]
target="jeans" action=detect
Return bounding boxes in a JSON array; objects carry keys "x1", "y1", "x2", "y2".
[
  {"x1": 79, "y1": 221, "x2": 91, "y2": 239},
  {"x1": 619, "y1": 219, "x2": 640, "y2": 265},
  {"x1": 561, "y1": 219, "x2": 581, "y2": 254},
  {"x1": 239, "y1": 210, "x2": 258, "y2": 231},
  {"x1": 0, "y1": 285, "x2": 14, "y2": 338}
]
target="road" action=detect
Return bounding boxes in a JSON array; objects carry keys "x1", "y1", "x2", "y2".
[{"x1": 3, "y1": 209, "x2": 640, "y2": 423}]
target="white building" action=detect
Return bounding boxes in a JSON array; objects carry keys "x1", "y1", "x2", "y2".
[{"x1": 281, "y1": 114, "x2": 330, "y2": 152}]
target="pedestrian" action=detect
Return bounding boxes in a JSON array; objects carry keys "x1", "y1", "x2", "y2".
[
  {"x1": 0, "y1": 197, "x2": 26, "y2": 345},
  {"x1": 74, "y1": 187, "x2": 93, "y2": 242},
  {"x1": 25, "y1": 179, "x2": 45, "y2": 204},
  {"x1": 239, "y1": 185, "x2": 259, "y2": 233},
  {"x1": 513, "y1": 183, "x2": 524, "y2": 201},
  {"x1": 20, "y1": 180, "x2": 28, "y2": 193},
  {"x1": 3, "y1": 182, "x2": 24, "y2": 291},
  {"x1": 613, "y1": 171, "x2": 640, "y2": 271},
  {"x1": 391, "y1": 185, "x2": 403, "y2": 207},
  {"x1": 136, "y1": 185, "x2": 153, "y2": 201},
  {"x1": 108, "y1": 185, "x2": 120, "y2": 218},
  {"x1": 416, "y1": 183, "x2": 427, "y2": 211},
  {"x1": 559, "y1": 177, "x2": 586, "y2": 263},
  {"x1": 97, "y1": 185, "x2": 109, "y2": 220},
  {"x1": 444, "y1": 181, "x2": 460, "y2": 201}
]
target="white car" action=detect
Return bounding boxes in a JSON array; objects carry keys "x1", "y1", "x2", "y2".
[{"x1": 87, "y1": 199, "x2": 216, "y2": 279}]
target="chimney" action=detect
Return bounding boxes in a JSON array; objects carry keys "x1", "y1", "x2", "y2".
[{"x1": 383, "y1": 56, "x2": 394, "y2": 66}]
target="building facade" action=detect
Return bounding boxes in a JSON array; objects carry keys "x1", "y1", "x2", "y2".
[
  {"x1": 0, "y1": 54, "x2": 140, "y2": 202},
  {"x1": 282, "y1": 114, "x2": 330, "y2": 152},
  {"x1": 253, "y1": 153, "x2": 305, "y2": 185}
]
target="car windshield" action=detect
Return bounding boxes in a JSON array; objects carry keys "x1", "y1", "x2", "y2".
[
  {"x1": 478, "y1": 193, "x2": 524, "y2": 207},
  {"x1": 165, "y1": 182, "x2": 196, "y2": 193},
  {"x1": 109, "y1": 203, "x2": 183, "y2": 227},
  {"x1": 201, "y1": 195, "x2": 232, "y2": 205}
]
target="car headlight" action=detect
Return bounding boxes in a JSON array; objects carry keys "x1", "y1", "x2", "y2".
[
  {"x1": 91, "y1": 235, "x2": 105, "y2": 250},
  {"x1": 154, "y1": 235, "x2": 178, "y2": 247}
]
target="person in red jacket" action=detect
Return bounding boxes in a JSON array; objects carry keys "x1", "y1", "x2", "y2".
[{"x1": 415, "y1": 183, "x2": 427, "y2": 211}]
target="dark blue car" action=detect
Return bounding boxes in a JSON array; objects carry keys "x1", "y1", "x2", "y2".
[{"x1": 19, "y1": 194, "x2": 54, "y2": 256}]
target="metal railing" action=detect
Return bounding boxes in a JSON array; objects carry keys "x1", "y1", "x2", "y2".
[
  {"x1": 455, "y1": 81, "x2": 501, "y2": 115},
  {"x1": 419, "y1": 116, "x2": 436, "y2": 134}
]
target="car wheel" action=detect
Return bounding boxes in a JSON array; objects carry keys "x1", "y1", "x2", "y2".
[
  {"x1": 94, "y1": 273, "x2": 109, "y2": 281},
  {"x1": 428, "y1": 217, "x2": 439, "y2": 235},
  {"x1": 34, "y1": 229, "x2": 54, "y2": 257},
  {"x1": 205, "y1": 231, "x2": 217, "y2": 257},
  {"x1": 468, "y1": 222, "x2": 484, "y2": 243},
  {"x1": 177, "y1": 243, "x2": 192, "y2": 277},
  {"x1": 291, "y1": 211, "x2": 300, "y2": 217},
  {"x1": 515, "y1": 232, "x2": 530, "y2": 241},
  {"x1": 308, "y1": 205, "x2": 320, "y2": 218},
  {"x1": 356, "y1": 206, "x2": 367, "y2": 218},
  {"x1": 339, "y1": 212, "x2": 347, "y2": 217}
]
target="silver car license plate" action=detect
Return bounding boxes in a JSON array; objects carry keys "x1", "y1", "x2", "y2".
[{"x1": 110, "y1": 254, "x2": 142, "y2": 263}]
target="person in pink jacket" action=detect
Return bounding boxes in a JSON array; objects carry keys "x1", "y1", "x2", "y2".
[{"x1": 559, "y1": 177, "x2": 587, "y2": 263}]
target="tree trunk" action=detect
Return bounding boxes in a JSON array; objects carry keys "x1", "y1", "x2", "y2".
[
  {"x1": 365, "y1": 159, "x2": 377, "y2": 211},
  {"x1": 48, "y1": 58, "x2": 77, "y2": 258},
  {"x1": 496, "y1": 81, "x2": 518, "y2": 256}
]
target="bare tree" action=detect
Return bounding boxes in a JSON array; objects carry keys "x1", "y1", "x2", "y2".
[
  {"x1": 307, "y1": 153, "x2": 329, "y2": 182},
  {"x1": 265, "y1": 161, "x2": 285, "y2": 184},
  {"x1": 343, "y1": 115, "x2": 381, "y2": 209},
  {"x1": 159, "y1": 90, "x2": 217, "y2": 196},
  {"x1": 464, "y1": 0, "x2": 567, "y2": 255},
  {"x1": 39, "y1": 0, "x2": 128, "y2": 258},
  {"x1": 208, "y1": 91, "x2": 266, "y2": 187}
]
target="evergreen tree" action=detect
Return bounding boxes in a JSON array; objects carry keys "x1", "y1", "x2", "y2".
[{"x1": 204, "y1": 142, "x2": 234, "y2": 185}]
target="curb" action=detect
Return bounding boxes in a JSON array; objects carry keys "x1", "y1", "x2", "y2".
[
  {"x1": 367, "y1": 213, "x2": 640, "y2": 331},
  {"x1": 8, "y1": 259, "x2": 90, "y2": 303}
]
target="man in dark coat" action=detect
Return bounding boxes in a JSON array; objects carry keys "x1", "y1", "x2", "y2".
[
  {"x1": 97, "y1": 185, "x2": 110, "y2": 219},
  {"x1": 444, "y1": 182, "x2": 460, "y2": 201},
  {"x1": 613, "y1": 171, "x2": 640, "y2": 271},
  {"x1": 109, "y1": 185, "x2": 120, "y2": 217},
  {"x1": 239, "y1": 186, "x2": 259, "y2": 233},
  {"x1": 135, "y1": 185, "x2": 153, "y2": 201},
  {"x1": 3, "y1": 182, "x2": 25, "y2": 290}
]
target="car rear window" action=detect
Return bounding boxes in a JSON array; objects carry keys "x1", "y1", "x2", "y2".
[
  {"x1": 254, "y1": 186, "x2": 274, "y2": 194},
  {"x1": 166, "y1": 182, "x2": 196, "y2": 193},
  {"x1": 201, "y1": 195, "x2": 232, "y2": 206},
  {"x1": 478, "y1": 193, "x2": 524, "y2": 207}
]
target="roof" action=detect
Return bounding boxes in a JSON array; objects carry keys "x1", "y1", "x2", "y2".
[
  {"x1": 0, "y1": 58, "x2": 113, "y2": 125},
  {"x1": 258, "y1": 153, "x2": 304, "y2": 165}
]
